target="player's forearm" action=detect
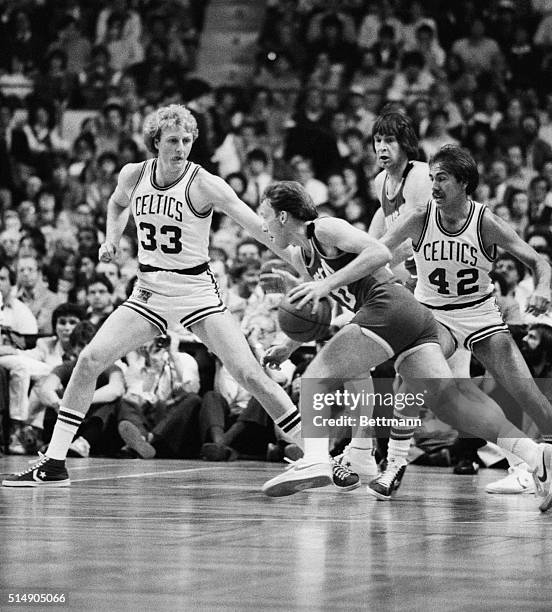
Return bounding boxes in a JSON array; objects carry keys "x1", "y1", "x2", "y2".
[
  {"x1": 105, "y1": 198, "x2": 130, "y2": 246},
  {"x1": 323, "y1": 245, "x2": 391, "y2": 293},
  {"x1": 388, "y1": 240, "x2": 413, "y2": 267},
  {"x1": 533, "y1": 257, "x2": 552, "y2": 294}
]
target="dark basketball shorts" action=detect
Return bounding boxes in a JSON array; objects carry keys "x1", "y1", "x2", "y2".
[{"x1": 349, "y1": 282, "x2": 440, "y2": 367}]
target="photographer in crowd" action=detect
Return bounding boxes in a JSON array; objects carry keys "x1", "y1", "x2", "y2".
[{"x1": 117, "y1": 334, "x2": 202, "y2": 459}]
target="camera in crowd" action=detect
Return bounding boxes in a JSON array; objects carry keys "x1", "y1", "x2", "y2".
[{"x1": 152, "y1": 334, "x2": 171, "y2": 350}]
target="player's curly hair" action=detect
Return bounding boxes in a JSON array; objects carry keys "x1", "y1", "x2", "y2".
[
  {"x1": 262, "y1": 181, "x2": 318, "y2": 221},
  {"x1": 142, "y1": 104, "x2": 198, "y2": 155},
  {"x1": 372, "y1": 110, "x2": 420, "y2": 160},
  {"x1": 430, "y1": 144, "x2": 479, "y2": 195}
]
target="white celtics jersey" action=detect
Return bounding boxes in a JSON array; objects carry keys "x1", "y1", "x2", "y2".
[
  {"x1": 413, "y1": 199, "x2": 495, "y2": 308},
  {"x1": 130, "y1": 158, "x2": 212, "y2": 269}
]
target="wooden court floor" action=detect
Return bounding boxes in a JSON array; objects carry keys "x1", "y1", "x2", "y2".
[{"x1": 1, "y1": 457, "x2": 552, "y2": 612}]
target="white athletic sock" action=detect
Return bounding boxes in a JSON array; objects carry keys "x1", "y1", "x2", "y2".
[
  {"x1": 46, "y1": 407, "x2": 84, "y2": 460},
  {"x1": 275, "y1": 407, "x2": 302, "y2": 445},
  {"x1": 501, "y1": 449, "x2": 525, "y2": 469},
  {"x1": 386, "y1": 437, "x2": 410, "y2": 465},
  {"x1": 303, "y1": 437, "x2": 329, "y2": 462},
  {"x1": 349, "y1": 437, "x2": 373, "y2": 450},
  {"x1": 497, "y1": 437, "x2": 539, "y2": 472}
]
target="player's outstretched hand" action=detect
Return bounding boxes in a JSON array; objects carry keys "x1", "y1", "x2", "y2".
[
  {"x1": 98, "y1": 242, "x2": 117, "y2": 263},
  {"x1": 526, "y1": 290, "x2": 551, "y2": 315},
  {"x1": 262, "y1": 344, "x2": 292, "y2": 370}
]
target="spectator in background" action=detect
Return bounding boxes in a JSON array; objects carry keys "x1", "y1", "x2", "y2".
[
  {"x1": 408, "y1": 22, "x2": 446, "y2": 78},
  {"x1": 344, "y1": 87, "x2": 376, "y2": 139},
  {"x1": 200, "y1": 312, "x2": 296, "y2": 462},
  {"x1": 16, "y1": 255, "x2": 63, "y2": 335},
  {"x1": 0, "y1": 263, "x2": 38, "y2": 453},
  {"x1": 84, "y1": 273, "x2": 115, "y2": 329},
  {"x1": 451, "y1": 17, "x2": 503, "y2": 78},
  {"x1": 102, "y1": 11, "x2": 144, "y2": 75},
  {"x1": 449, "y1": 95, "x2": 488, "y2": 149},
  {"x1": 368, "y1": 23, "x2": 400, "y2": 73},
  {"x1": 95, "y1": 101, "x2": 128, "y2": 157},
  {"x1": 46, "y1": 154, "x2": 85, "y2": 214},
  {"x1": 95, "y1": 0, "x2": 142, "y2": 47},
  {"x1": 420, "y1": 110, "x2": 459, "y2": 159},
  {"x1": 117, "y1": 234, "x2": 138, "y2": 286},
  {"x1": 289, "y1": 156, "x2": 328, "y2": 206},
  {"x1": 235, "y1": 238, "x2": 262, "y2": 264},
  {"x1": 520, "y1": 113, "x2": 552, "y2": 173},
  {"x1": 495, "y1": 97, "x2": 525, "y2": 152},
  {"x1": 307, "y1": 51, "x2": 344, "y2": 95},
  {"x1": 96, "y1": 260, "x2": 126, "y2": 304},
  {"x1": 126, "y1": 40, "x2": 184, "y2": 104},
  {"x1": 34, "y1": 49, "x2": 82, "y2": 110},
  {"x1": 349, "y1": 49, "x2": 387, "y2": 109},
  {"x1": 117, "y1": 334, "x2": 201, "y2": 459},
  {"x1": 242, "y1": 149, "x2": 272, "y2": 210},
  {"x1": 357, "y1": 1, "x2": 403, "y2": 53},
  {"x1": 528, "y1": 175, "x2": 552, "y2": 227},
  {"x1": 11, "y1": 100, "x2": 69, "y2": 180},
  {"x1": 3, "y1": 9, "x2": 40, "y2": 76},
  {"x1": 85, "y1": 151, "x2": 119, "y2": 215},
  {"x1": 306, "y1": 14, "x2": 357, "y2": 81},
  {"x1": 493, "y1": 252, "x2": 529, "y2": 323},
  {"x1": 184, "y1": 78, "x2": 217, "y2": 171},
  {"x1": 15, "y1": 302, "x2": 86, "y2": 453},
  {"x1": 36, "y1": 321, "x2": 125, "y2": 458},
  {"x1": 80, "y1": 45, "x2": 115, "y2": 110},
  {"x1": 486, "y1": 158, "x2": 511, "y2": 209},
  {"x1": 507, "y1": 189, "x2": 531, "y2": 237},
  {"x1": 47, "y1": 14, "x2": 91, "y2": 76},
  {"x1": 505, "y1": 144, "x2": 538, "y2": 192},
  {"x1": 506, "y1": 24, "x2": 540, "y2": 92},
  {"x1": 386, "y1": 51, "x2": 434, "y2": 106}
]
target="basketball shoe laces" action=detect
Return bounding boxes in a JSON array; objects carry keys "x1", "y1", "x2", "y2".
[
  {"x1": 332, "y1": 461, "x2": 355, "y2": 480},
  {"x1": 16, "y1": 453, "x2": 50, "y2": 476},
  {"x1": 377, "y1": 460, "x2": 404, "y2": 487}
]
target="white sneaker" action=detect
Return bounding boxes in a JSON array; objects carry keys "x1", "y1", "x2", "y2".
[
  {"x1": 262, "y1": 458, "x2": 332, "y2": 497},
  {"x1": 334, "y1": 445, "x2": 378, "y2": 480},
  {"x1": 68, "y1": 436, "x2": 90, "y2": 458},
  {"x1": 485, "y1": 466, "x2": 535, "y2": 494},
  {"x1": 533, "y1": 443, "x2": 552, "y2": 512}
]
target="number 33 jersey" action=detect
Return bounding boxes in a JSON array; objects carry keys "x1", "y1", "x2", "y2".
[
  {"x1": 131, "y1": 158, "x2": 211, "y2": 269},
  {"x1": 413, "y1": 199, "x2": 495, "y2": 309}
]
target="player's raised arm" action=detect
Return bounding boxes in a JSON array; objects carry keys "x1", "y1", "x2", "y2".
[
  {"x1": 482, "y1": 210, "x2": 552, "y2": 314},
  {"x1": 100, "y1": 162, "x2": 144, "y2": 263},
  {"x1": 379, "y1": 204, "x2": 427, "y2": 254}
]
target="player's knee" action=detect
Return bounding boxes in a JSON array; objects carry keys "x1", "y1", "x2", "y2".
[
  {"x1": 234, "y1": 365, "x2": 262, "y2": 392},
  {"x1": 76, "y1": 346, "x2": 106, "y2": 378}
]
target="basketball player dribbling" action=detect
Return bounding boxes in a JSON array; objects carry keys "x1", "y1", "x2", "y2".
[
  {"x1": 333, "y1": 111, "x2": 434, "y2": 493},
  {"x1": 380, "y1": 144, "x2": 552, "y2": 503},
  {"x1": 257, "y1": 180, "x2": 552, "y2": 513},
  {"x1": 3, "y1": 105, "x2": 303, "y2": 488}
]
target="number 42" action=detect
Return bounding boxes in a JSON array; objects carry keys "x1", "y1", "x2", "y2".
[{"x1": 428, "y1": 267, "x2": 479, "y2": 296}]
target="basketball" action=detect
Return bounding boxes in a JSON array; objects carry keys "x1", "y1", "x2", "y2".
[{"x1": 278, "y1": 294, "x2": 332, "y2": 342}]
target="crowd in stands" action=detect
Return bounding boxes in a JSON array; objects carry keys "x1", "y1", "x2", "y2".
[{"x1": 2, "y1": 0, "x2": 552, "y2": 468}]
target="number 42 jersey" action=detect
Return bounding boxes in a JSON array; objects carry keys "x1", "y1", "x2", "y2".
[
  {"x1": 131, "y1": 158, "x2": 212, "y2": 269},
  {"x1": 413, "y1": 199, "x2": 495, "y2": 309}
]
